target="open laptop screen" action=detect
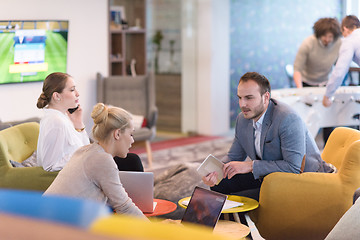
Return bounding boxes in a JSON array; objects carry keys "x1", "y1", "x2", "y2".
[{"x1": 181, "y1": 186, "x2": 227, "y2": 228}]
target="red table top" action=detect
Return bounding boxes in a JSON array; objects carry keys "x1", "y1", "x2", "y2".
[{"x1": 144, "y1": 199, "x2": 177, "y2": 217}]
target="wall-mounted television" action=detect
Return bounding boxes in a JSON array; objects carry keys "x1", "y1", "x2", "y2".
[{"x1": 0, "y1": 20, "x2": 68, "y2": 84}]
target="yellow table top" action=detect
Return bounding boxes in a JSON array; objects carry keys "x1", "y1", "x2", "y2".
[
  {"x1": 178, "y1": 195, "x2": 259, "y2": 213},
  {"x1": 170, "y1": 219, "x2": 250, "y2": 239}
]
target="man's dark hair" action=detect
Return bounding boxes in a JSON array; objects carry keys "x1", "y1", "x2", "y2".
[
  {"x1": 341, "y1": 15, "x2": 360, "y2": 31},
  {"x1": 313, "y1": 17, "x2": 341, "y2": 40},
  {"x1": 239, "y1": 72, "x2": 271, "y2": 95}
]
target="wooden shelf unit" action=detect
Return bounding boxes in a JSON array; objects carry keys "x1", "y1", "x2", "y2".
[
  {"x1": 155, "y1": 74, "x2": 182, "y2": 132},
  {"x1": 109, "y1": 0, "x2": 146, "y2": 76}
]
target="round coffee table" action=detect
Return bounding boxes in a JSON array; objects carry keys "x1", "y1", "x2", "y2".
[
  {"x1": 178, "y1": 195, "x2": 259, "y2": 223},
  {"x1": 171, "y1": 219, "x2": 250, "y2": 239},
  {"x1": 144, "y1": 199, "x2": 177, "y2": 217},
  {"x1": 214, "y1": 220, "x2": 250, "y2": 239}
]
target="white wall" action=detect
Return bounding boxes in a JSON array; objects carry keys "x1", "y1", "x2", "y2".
[
  {"x1": 182, "y1": 0, "x2": 230, "y2": 135},
  {"x1": 181, "y1": 0, "x2": 198, "y2": 134},
  {"x1": 345, "y1": 0, "x2": 360, "y2": 16},
  {"x1": 0, "y1": 0, "x2": 108, "y2": 133}
]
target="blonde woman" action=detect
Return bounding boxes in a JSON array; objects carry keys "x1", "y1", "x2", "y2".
[{"x1": 44, "y1": 103, "x2": 146, "y2": 218}]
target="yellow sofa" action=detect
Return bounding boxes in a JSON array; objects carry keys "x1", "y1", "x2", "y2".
[
  {"x1": 0, "y1": 122, "x2": 58, "y2": 192},
  {"x1": 250, "y1": 127, "x2": 360, "y2": 240}
]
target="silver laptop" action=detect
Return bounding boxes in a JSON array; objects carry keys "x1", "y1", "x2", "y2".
[{"x1": 118, "y1": 171, "x2": 154, "y2": 213}]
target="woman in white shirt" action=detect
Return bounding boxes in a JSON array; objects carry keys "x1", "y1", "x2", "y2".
[
  {"x1": 36, "y1": 72, "x2": 144, "y2": 172},
  {"x1": 36, "y1": 72, "x2": 90, "y2": 171}
]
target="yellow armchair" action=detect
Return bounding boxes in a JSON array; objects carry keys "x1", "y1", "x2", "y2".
[
  {"x1": 0, "y1": 122, "x2": 58, "y2": 191},
  {"x1": 249, "y1": 127, "x2": 360, "y2": 240}
]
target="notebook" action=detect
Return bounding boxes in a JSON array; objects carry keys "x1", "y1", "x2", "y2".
[
  {"x1": 118, "y1": 171, "x2": 155, "y2": 213},
  {"x1": 181, "y1": 186, "x2": 227, "y2": 228}
]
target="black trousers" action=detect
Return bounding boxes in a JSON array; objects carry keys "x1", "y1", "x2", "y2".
[
  {"x1": 211, "y1": 172, "x2": 261, "y2": 195},
  {"x1": 113, "y1": 153, "x2": 144, "y2": 172}
]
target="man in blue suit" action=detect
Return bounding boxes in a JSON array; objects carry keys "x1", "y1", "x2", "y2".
[{"x1": 203, "y1": 72, "x2": 333, "y2": 196}]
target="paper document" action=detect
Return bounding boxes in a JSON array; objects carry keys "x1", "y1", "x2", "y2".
[
  {"x1": 181, "y1": 199, "x2": 243, "y2": 210},
  {"x1": 197, "y1": 154, "x2": 224, "y2": 184},
  {"x1": 223, "y1": 199, "x2": 244, "y2": 210}
]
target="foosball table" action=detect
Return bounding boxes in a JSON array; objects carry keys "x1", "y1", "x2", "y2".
[{"x1": 271, "y1": 86, "x2": 360, "y2": 137}]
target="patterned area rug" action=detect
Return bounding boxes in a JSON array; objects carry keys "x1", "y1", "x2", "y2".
[
  {"x1": 136, "y1": 136, "x2": 234, "y2": 220},
  {"x1": 139, "y1": 136, "x2": 233, "y2": 174}
]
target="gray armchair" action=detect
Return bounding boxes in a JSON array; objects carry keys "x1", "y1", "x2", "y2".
[{"x1": 96, "y1": 73, "x2": 158, "y2": 167}]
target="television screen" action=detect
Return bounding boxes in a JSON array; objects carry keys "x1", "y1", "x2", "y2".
[{"x1": 0, "y1": 20, "x2": 68, "y2": 84}]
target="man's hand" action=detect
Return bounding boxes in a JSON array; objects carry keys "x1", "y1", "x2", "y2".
[
  {"x1": 202, "y1": 172, "x2": 218, "y2": 187},
  {"x1": 322, "y1": 96, "x2": 332, "y2": 107},
  {"x1": 223, "y1": 161, "x2": 253, "y2": 179}
]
